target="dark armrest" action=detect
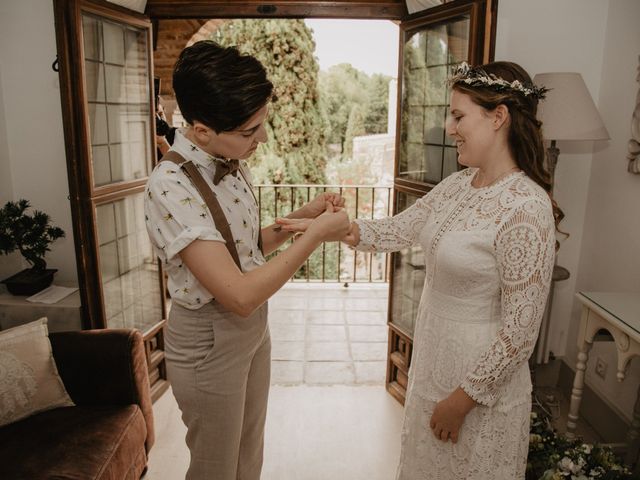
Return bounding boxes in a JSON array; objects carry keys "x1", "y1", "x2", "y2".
[{"x1": 49, "y1": 329, "x2": 155, "y2": 451}]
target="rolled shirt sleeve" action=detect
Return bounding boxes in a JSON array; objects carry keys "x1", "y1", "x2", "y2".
[{"x1": 145, "y1": 163, "x2": 224, "y2": 264}]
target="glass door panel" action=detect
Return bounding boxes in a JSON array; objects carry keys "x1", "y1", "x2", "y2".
[
  {"x1": 79, "y1": 6, "x2": 164, "y2": 334},
  {"x1": 389, "y1": 191, "x2": 424, "y2": 337},
  {"x1": 387, "y1": 0, "x2": 491, "y2": 404},
  {"x1": 96, "y1": 193, "x2": 162, "y2": 333},
  {"x1": 83, "y1": 12, "x2": 152, "y2": 187},
  {"x1": 398, "y1": 16, "x2": 469, "y2": 185}
]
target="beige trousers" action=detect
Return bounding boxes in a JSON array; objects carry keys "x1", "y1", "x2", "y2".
[{"x1": 166, "y1": 301, "x2": 271, "y2": 480}]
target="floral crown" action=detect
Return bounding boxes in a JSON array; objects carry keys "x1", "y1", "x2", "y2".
[{"x1": 449, "y1": 62, "x2": 548, "y2": 100}]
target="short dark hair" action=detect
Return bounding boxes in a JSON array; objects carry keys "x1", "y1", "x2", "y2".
[{"x1": 172, "y1": 40, "x2": 274, "y2": 133}]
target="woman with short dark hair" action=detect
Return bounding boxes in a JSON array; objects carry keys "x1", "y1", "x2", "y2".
[{"x1": 144, "y1": 40, "x2": 350, "y2": 480}]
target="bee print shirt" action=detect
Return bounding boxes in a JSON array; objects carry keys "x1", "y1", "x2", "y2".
[{"x1": 144, "y1": 129, "x2": 265, "y2": 310}]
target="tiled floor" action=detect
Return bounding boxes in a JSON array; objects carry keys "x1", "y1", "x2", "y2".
[
  {"x1": 144, "y1": 283, "x2": 605, "y2": 479},
  {"x1": 146, "y1": 384, "x2": 404, "y2": 480},
  {"x1": 268, "y1": 282, "x2": 390, "y2": 386},
  {"x1": 145, "y1": 283, "x2": 401, "y2": 480}
]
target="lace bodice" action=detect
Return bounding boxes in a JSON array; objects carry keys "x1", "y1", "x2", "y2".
[{"x1": 355, "y1": 168, "x2": 556, "y2": 408}]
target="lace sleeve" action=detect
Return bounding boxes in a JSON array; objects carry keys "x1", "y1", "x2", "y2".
[
  {"x1": 460, "y1": 198, "x2": 556, "y2": 406},
  {"x1": 353, "y1": 193, "x2": 433, "y2": 253}
]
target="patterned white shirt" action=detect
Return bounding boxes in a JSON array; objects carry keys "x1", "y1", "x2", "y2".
[{"x1": 144, "y1": 129, "x2": 265, "y2": 310}]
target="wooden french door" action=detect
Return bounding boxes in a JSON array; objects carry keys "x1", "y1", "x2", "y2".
[
  {"x1": 54, "y1": 0, "x2": 169, "y2": 400},
  {"x1": 386, "y1": 0, "x2": 496, "y2": 404},
  {"x1": 54, "y1": 0, "x2": 495, "y2": 404}
]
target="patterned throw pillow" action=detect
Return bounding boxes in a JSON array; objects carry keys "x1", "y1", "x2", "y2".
[{"x1": 0, "y1": 318, "x2": 74, "y2": 427}]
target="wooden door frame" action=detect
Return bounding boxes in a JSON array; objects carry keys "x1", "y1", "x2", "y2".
[
  {"x1": 55, "y1": 0, "x2": 495, "y2": 333},
  {"x1": 54, "y1": 0, "x2": 162, "y2": 329},
  {"x1": 385, "y1": 0, "x2": 496, "y2": 403}
]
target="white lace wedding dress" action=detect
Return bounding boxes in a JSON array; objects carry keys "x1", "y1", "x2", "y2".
[{"x1": 354, "y1": 168, "x2": 556, "y2": 479}]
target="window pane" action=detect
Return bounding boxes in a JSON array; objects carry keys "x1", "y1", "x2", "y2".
[
  {"x1": 92, "y1": 145, "x2": 111, "y2": 186},
  {"x1": 424, "y1": 145, "x2": 444, "y2": 183},
  {"x1": 424, "y1": 66, "x2": 447, "y2": 106},
  {"x1": 105, "y1": 64, "x2": 126, "y2": 103},
  {"x1": 82, "y1": 16, "x2": 102, "y2": 61},
  {"x1": 96, "y1": 193, "x2": 162, "y2": 333},
  {"x1": 424, "y1": 106, "x2": 446, "y2": 144},
  {"x1": 390, "y1": 191, "x2": 425, "y2": 336},
  {"x1": 447, "y1": 18, "x2": 470, "y2": 63},
  {"x1": 82, "y1": 13, "x2": 152, "y2": 188},
  {"x1": 443, "y1": 146, "x2": 459, "y2": 178},
  {"x1": 107, "y1": 104, "x2": 128, "y2": 144},
  {"x1": 103, "y1": 21, "x2": 125, "y2": 66},
  {"x1": 88, "y1": 103, "x2": 108, "y2": 145},
  {"x1": 425, "y1": 25, "x2": 448, "y2": 66},
  {"x1": 398, "y1": 15, "x2": 470, "y2": 184},
  {"x1": 84, "y1": 61, "x2": 105, "y2": 102}
]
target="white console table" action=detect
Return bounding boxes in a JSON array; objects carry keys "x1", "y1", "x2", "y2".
[
  {"x1": 0, "y1": 285, "x2": 83, "y2": 332},
  {"x1": 568, "y1": 291, "x2": 640, "y2": 467}
]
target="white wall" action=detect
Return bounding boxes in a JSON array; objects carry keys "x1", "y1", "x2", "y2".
[
  {"x1": 0, "y1": 0, "x2": 77, "y2": 283},
  {"x1": 496, "y1": 0, "x2": 608, "y2": 359},
  {"x1": 497, "y1": 0, "x2": 640, "y2": 421},
  {"x1": 572, "y1": 0, "x2": 640, "y2": 421},
  {"x1": 0, "y1": 64, "x2": 23, "y2": 279}
]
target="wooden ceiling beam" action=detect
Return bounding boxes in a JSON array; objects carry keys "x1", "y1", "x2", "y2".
[{"x1": 146, "y1": 1, "x2": 406, "y2": 20}]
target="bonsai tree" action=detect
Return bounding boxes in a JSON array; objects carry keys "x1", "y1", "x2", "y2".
[{"x1": 0, "y1": 199, "x2": 65, "y2": 271}]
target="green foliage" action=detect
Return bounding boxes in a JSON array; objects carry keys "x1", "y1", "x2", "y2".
[
  {"x1": 318, "y1": 64, "x2": 368, "y2": 150},
  {"x1": 212, "y1": 19, "x2": 327, "y2": 186},
  {"x1": 211, "y1": 20, "x2": 392, "y2": 281},
  {"x1": 319, "y1": 64, "x2": 391, "y2": 155},
  {"x1": 213, "y1": 19, "x2": 335, "y2": 280},
  {"x1": 527, "y1": 411, "x2": 634, "y2": 480},
  {"x1": 343, "y1": 104, "x2": 365, "y2": 158},
  {"x1": 363, "y1": 73, "x2": 392, "y2": 134},
  {"x1": 0, "y1": 199, "x2": 65, "y2": 270}
]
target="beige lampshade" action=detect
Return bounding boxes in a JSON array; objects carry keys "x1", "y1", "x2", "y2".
[{"x1": 533, "y1": 72, "x2": 610, "y2": 141}]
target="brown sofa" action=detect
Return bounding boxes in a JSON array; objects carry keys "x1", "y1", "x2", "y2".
[{"x1": 0, "y1": 329, "x2": 155, "y2": 480}]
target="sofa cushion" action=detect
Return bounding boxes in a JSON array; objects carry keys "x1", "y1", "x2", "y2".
[
  {"x1": 0, "y1": 404, "x2": 148, "y2": 480},
  {"x1": 0, "y1": 318, "x2": 74, "y2": 427}
]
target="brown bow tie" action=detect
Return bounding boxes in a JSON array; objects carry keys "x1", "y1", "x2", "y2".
[{"x1": 213, "y1": 159, "x2": 240, "y2": 185}]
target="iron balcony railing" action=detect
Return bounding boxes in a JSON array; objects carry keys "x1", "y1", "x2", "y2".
[{"x1": 255, "y1": 184, "x2": 393, "y2": 284}]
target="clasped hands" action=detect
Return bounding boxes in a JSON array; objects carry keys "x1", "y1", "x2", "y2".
[{"x1": 276, "y1": 192, "x2": 355, "y2": 244}]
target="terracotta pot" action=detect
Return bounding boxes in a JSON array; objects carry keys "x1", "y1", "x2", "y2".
[{"x1": 1, "y1": 268, "x2": 58, "y2": 296}]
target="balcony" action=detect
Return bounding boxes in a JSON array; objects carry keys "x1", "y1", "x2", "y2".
[{"x1": 255, "y1": 183, "x2": 393, "y2": 284}]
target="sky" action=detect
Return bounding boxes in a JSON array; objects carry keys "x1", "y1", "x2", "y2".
[{"x1": 304, "y1": 19, "x2": 399, "y2": 78}]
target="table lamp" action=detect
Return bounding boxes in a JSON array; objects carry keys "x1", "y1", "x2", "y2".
[{"x1": 532, "y1": 72, "x2": 610, "y2": 364}]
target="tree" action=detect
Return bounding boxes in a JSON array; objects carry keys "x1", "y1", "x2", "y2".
[
  {"x1": 343, "y1": 104, "x2": 365, "y2": 158},
  {"x1": 212, "y1": 20, "x2": 334, "y2": 279},
  {"x1": 318, "y1": 64, "x2": 368, "y2": 153},
  {"x1": 319, "y1": 64, "x2": 391, "y2": 156},
  {"x1": 212, "y1": 19, "x2": 327, "y2": 185},
  {"x1": 363, "y1": 73, "x2": 390, "y2": 134}
]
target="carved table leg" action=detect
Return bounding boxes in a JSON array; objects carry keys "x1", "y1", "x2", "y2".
[
  {"x1": 625, "y1": 382, "x2": 640, "y2": 468},
  {"x1": 566, "y1": 340, "x2": 593, "y2": 439}
]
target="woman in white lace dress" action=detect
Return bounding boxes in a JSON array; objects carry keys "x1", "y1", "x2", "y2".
[{"x1": 278, "y1": 62, "x2": 560, "y2": 479}]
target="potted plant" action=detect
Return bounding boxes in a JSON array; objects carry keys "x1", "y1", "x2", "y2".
[{"x1": 0, "y1": 199, "x2": 65, "y2": 295}]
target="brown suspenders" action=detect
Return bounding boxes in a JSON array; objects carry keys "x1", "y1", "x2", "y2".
[{"x1": 161, "y1": 150, "x2": 263, "y2": 271}]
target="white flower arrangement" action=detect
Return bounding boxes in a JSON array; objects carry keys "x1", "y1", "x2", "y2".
[
  {"x1": 527, "y1": 411, "x2": 634, "y2": 480},
  {"x1": 450, "y1": 62, "x2": 549, "y2": 100}
]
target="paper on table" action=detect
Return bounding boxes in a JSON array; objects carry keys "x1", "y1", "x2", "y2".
[{"x1": 26, "y1": 285, "x2": 79, "y2": 304}]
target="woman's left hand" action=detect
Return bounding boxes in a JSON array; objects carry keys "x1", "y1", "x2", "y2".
[
  {"x1": 300, "y1": 193, "x2": 345, "y2": 218},
  {"x1": 429, "y1": 387, "x2": 476, "y2": 444}
]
